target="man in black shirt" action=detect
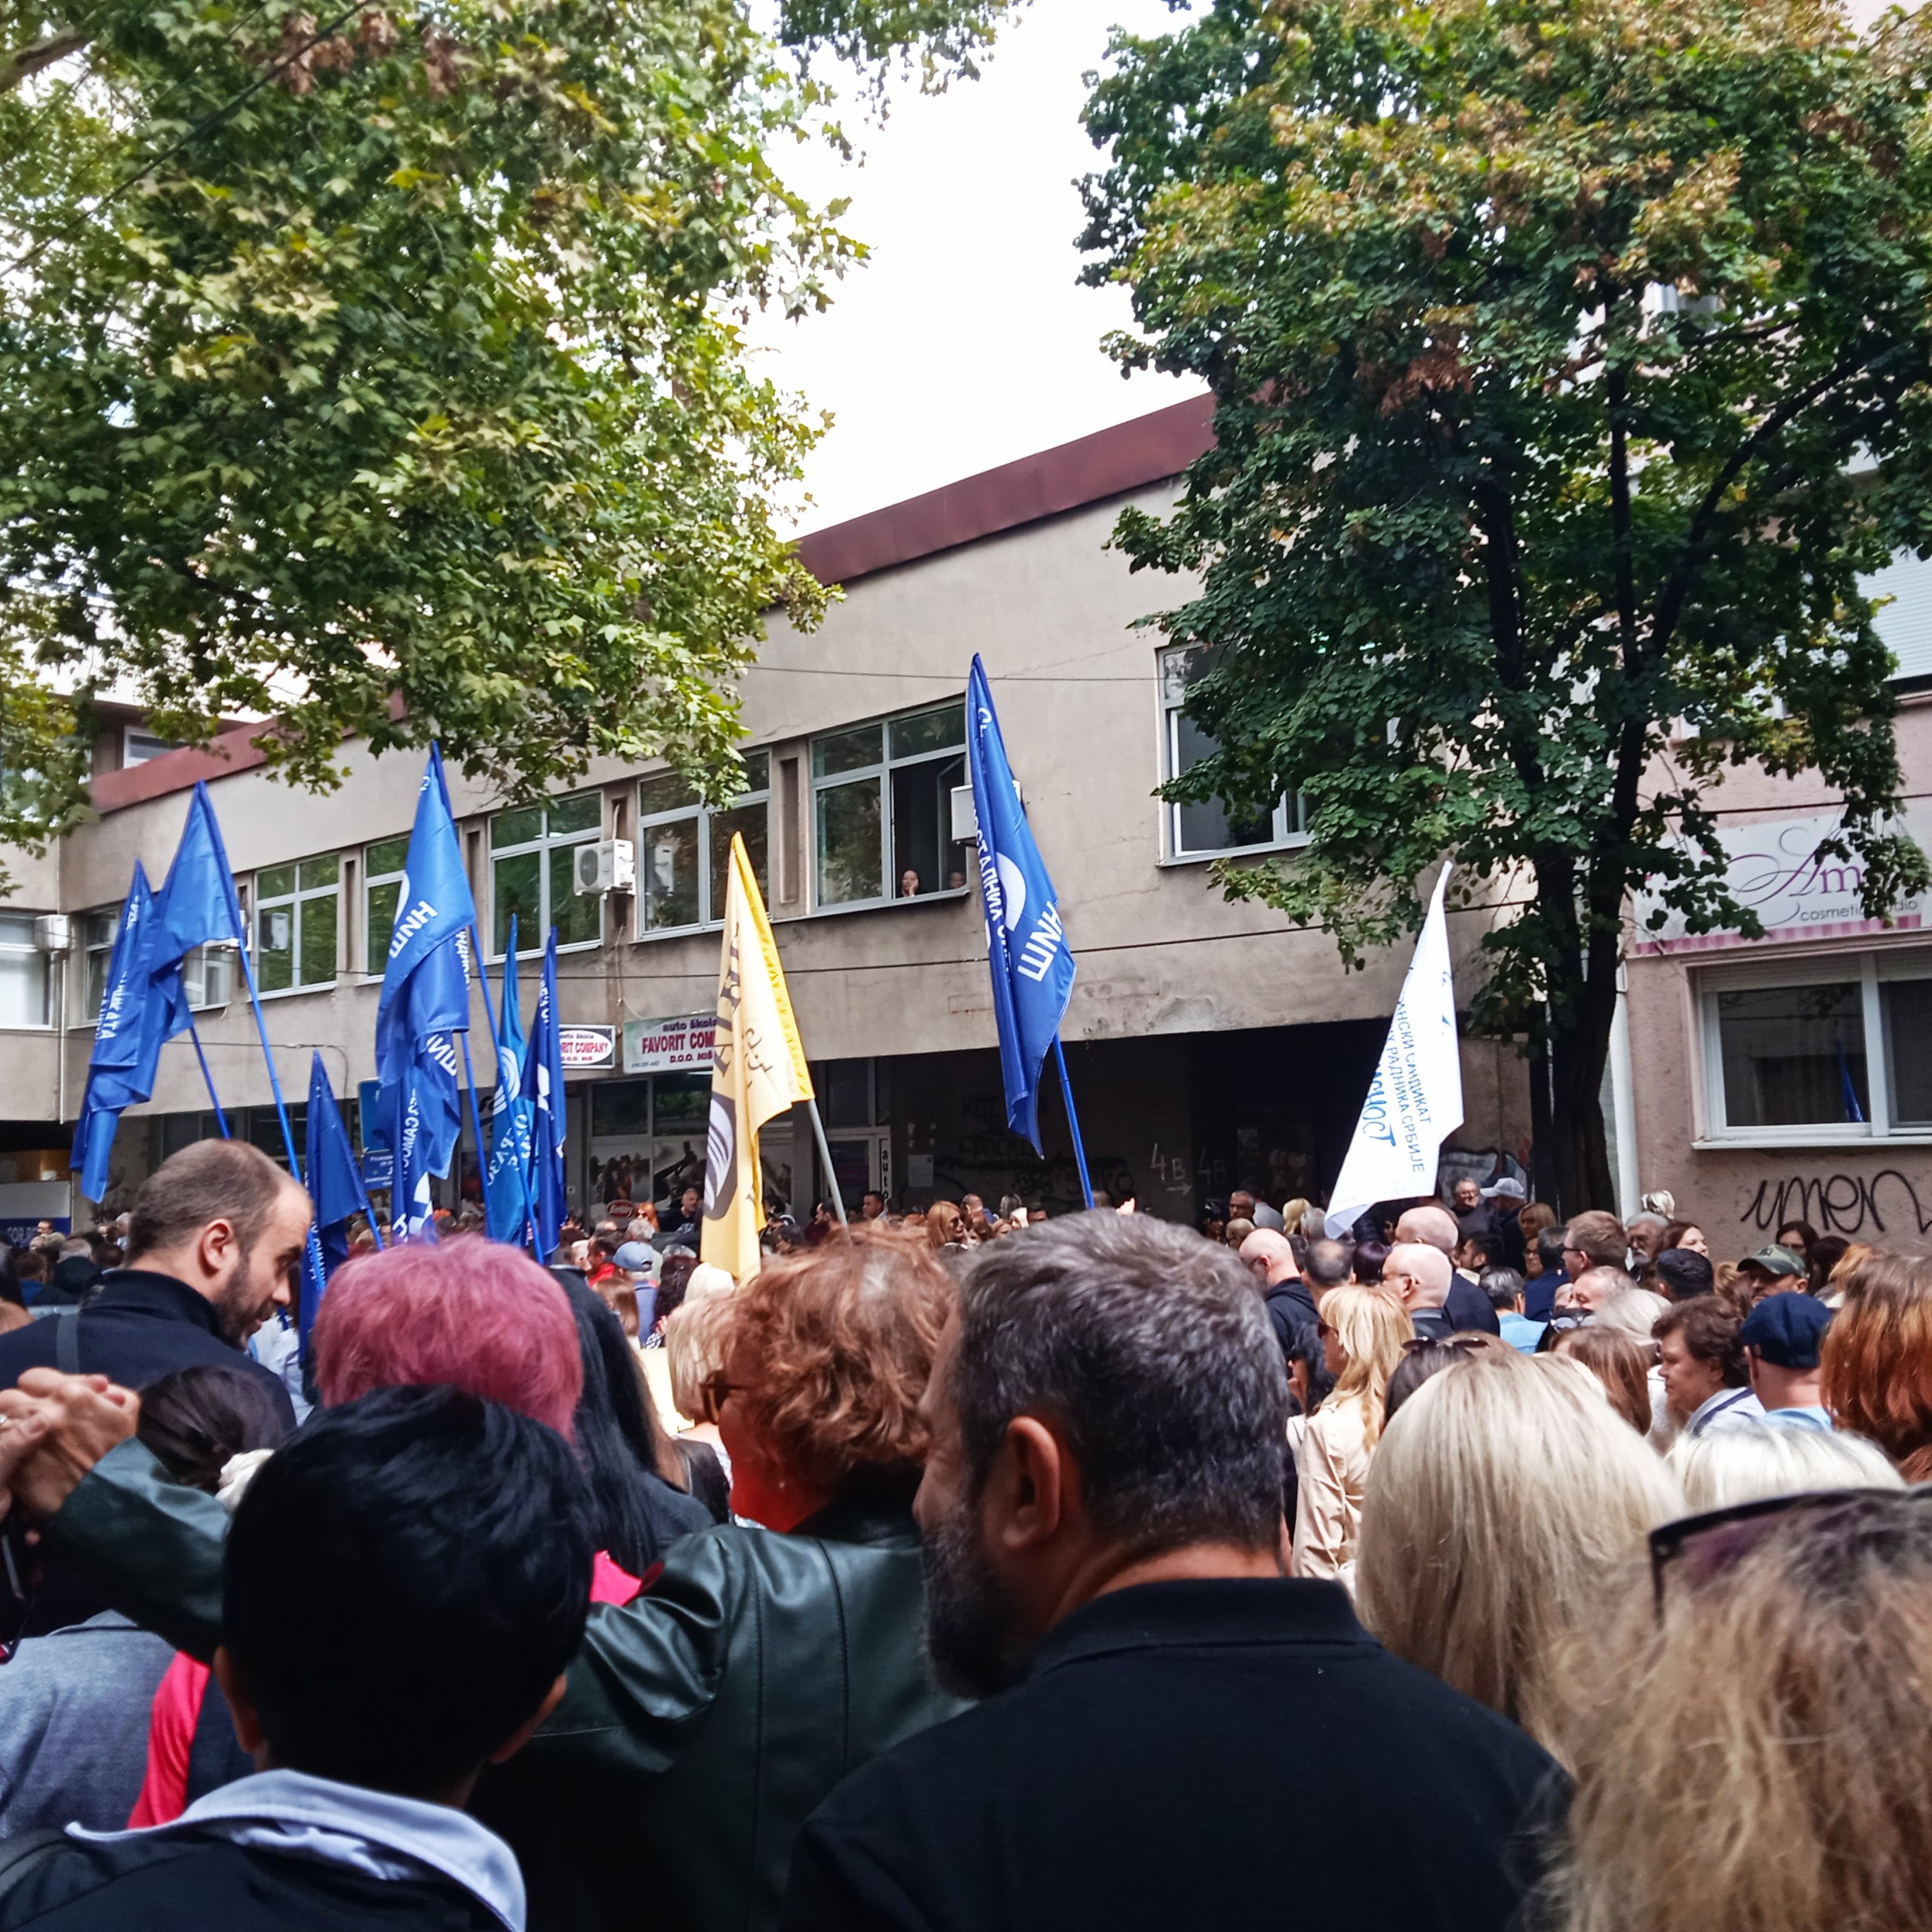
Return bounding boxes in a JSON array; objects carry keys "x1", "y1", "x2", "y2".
[
  {"x1": 781, "y1": 1214, "x2": 1563, "y2": 1932},
  {"x1": 0, "y1": 1141, "x2": 306, "y2": 1423},
  {"x1": 0, "y1": 1140, "x2": 307, "y2": 1632}
]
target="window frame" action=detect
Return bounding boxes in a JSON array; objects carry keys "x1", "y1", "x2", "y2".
[
  {"x1": 488, "y1": 792, "x2": 605, "y2": 962},
  {"x1": 252, "y1": 854, "x2": 341, "y2": 998},
  {"x1": 1157, "y1": 645, "x2": 1309, "y2": 863},
  {"x1": 363, "y1": 835, "x2": 410, "y2": 977},
  {"x1": 633, "y1": 753, "x2": 772, "y2": 941},
  {"x1": 1696, "y1": 946, "x2": 1932, "y2": 1146},
  {"x1": 809, "y1": 702, "x2": 974, "y2": 915},
  {"x1": 0, "y1": 912, "x2": 51, "y2": 1031}
]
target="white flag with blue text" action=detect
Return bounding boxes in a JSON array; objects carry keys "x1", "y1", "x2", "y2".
[{"x1": 1324, "y1": 866, "x2": 1464, "y2": 1238}]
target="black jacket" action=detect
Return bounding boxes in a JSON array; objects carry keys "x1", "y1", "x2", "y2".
[
  {"x1": 0, "y1": 1271, "x2": 295, "y2": 1426},
  {"x1": 0, "y1": 1272, "x2": 293, "y2": 1637},
  {"x1": 781, "y1": 1577, "x2": 1564, "y2": 1932},
  {"x1": 45, "y1": 1449, "x2": 962, "y2": 1932},
  {"x1": 1263, "y1": 1281, "x2": 1320, "y2": 1359},
  {"x1": 1444, "y1": 1271, "x2": 1502, "y2": 1335},
  {"x1": 0, "y1": 1832, "x2": 500, "y2": 1930}
]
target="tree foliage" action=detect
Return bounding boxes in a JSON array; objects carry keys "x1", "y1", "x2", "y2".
[
  {"x1": 0, "y1": 0, "x2": 1010, "y2": 872},
  {"x1": 1083, "y1": 0, "x2": 1932, "y2": 1205}
]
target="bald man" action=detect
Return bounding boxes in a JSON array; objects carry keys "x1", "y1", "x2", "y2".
[
  {"x1": 1383, "y1": 1242, "x2": 1457, "y2": 1343},
  {"x1": 1238, "y1": 1228, "x2": 1318, "y2": 1361},
  {"x1": 1394, "y1": 1202, "x2": 1502, "y2": 1337}
]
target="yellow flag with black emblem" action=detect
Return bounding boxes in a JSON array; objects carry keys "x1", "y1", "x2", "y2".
[{"x1": 700, "y1": 833, "x2": 814, "y2": 1282}]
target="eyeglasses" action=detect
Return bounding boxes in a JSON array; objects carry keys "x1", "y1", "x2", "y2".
[
  {"x1": 1647, "y1": 1487, "x2": 1929, "y2": 1620},
  {"x1": 698, "y1": 1370, "x2": 748, "y2": 1420}
]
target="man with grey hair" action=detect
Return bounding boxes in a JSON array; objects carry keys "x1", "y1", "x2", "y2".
[
  {"x1": 780, "y1": 1214, "x2": 1564, "y2": 1932},
  {"x1": 1395, "y1": 1201, "x2": 1501, "y2": 1336}
]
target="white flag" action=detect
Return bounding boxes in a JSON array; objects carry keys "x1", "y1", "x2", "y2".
[{"x1": 1324, "y1": 866, "x2": 1463, "y2": 1238}]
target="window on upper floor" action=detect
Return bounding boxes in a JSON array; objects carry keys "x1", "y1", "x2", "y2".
[
  {"x1": 254, "y1": 854, "x2": 340, "y2": 995},
  {"x1": 635, "y1": 752, "x2": 771, "y2": 937},
  {"x1": 1158, "y1": 645, "x2": 1308, "y2": 860},
  {"x1": 363, "y1": 835, "x2": 409, "y2": 975},
  {"x1": 0, "y1": 914, "x2": 50, "y2": 1029},
  {"x1": 812, "y1": 703, "x2": 971, "y2": 909},
  {"x1": 122, "y1": 727, "x2": 177, "y2": 767},
  {"x1": 1700, "y1": 949, "x2": 1932, "y2": 1141},
  {"x1": 490, "y1": 792, "x2": 601, "y2": 958},
  {"x1": 1863, "y1": 551, "x2": 1932, "y2": 686},
  {"x1": 81, "y1": 906, "x2": 232, "y2": 1018}
]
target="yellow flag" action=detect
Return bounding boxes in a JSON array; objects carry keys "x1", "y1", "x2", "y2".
[{"x1": 700, "y1": 833, "x2": 814, "y2": 1281}]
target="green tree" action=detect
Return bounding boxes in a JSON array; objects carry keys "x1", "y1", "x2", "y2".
[
  {"x1": 1082, "y1": 0, "x2": 1932, "y2": 1209},
  {"x1": 0, "y1": 0, "x2": 1018, "y2": 874}
]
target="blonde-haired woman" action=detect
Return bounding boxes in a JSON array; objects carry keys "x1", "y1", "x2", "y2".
[
  {"x1": 1356, "y1": 1349, "x2": 1682, "y2": 1752},
  {"x1": 1291, "y1": 1285, "x2": 1412, "y2": 1590}
]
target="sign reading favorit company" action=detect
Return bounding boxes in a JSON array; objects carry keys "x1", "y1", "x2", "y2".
[
  {"x1": 622, "y1": 1013, "x2": 715, "y2": 1075},
  {"x1": 1632, "y1": 812, "x2": 1929, "y2": 955},
  {"x1": 557, "y1": 1024, "x2": 617, "y2": 1071}
]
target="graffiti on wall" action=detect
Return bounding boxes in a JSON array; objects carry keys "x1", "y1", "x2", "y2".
[{"x1": 1741, "y1": 1168, "x2": 1932, "y2": 1238}]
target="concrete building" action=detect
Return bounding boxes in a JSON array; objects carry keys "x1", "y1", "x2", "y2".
[
  {"x1": 1620, "y1": 559, "x2": 1932, "y2": 1252},
  {"x1": 1, "y1": 396, "x2": 1543, "y2": 1237}
]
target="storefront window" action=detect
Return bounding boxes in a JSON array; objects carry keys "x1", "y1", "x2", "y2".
[
  {"x1": 586, "y1": 1074, "x2": 712, "y2": 1209},
  {"x1": 1703, "y1": 952, "x2": 1932, "y2": 1139}
]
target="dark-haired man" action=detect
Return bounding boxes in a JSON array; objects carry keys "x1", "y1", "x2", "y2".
[
  {"x1": 0, "y1": 1142, "x2": 305, "y2": 1635},
  {"x1": 0, "y1": 1386, "x2": 589, "y2": 1929},
  {"x1": 780, "y1": 1215, "x2": 1562, "y2": 1932},
  {"x1": 0, "y1": 1141, "x2": 306, "y2": 1420}
]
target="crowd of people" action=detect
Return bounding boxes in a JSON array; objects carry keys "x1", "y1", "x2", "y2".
[{"x1": 0, "y1": 1142, "x2": 1929, "y2": 1929}]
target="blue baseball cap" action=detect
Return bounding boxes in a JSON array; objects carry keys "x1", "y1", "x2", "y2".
[{"x1": 1739, "y1": 1291, "x2": 1833, "y2": 1371}]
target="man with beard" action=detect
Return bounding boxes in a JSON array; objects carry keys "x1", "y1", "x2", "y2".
[
  {"x1": 780, "y1": 1214, "x2": 1563, "y2": 1932},
  {"x1": 0, "y1": 1140, "x2": 305, "y2": 1426}
]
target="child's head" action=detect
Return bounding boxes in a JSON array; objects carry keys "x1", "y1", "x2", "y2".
[{"x1": 217, "y1": 1384, "x2": 593, "y2": 1802}]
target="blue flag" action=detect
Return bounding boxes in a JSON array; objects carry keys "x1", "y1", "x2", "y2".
[
  {"x1": 485, "y1": 918, "x2": 534, "y2": 1244},
  {"x1": 965, "y1": 656, "x2": 1077, "y2": 1152},
  {"x1": 375, "y1": 748, "x2": 477, "y2": 1238},
  {"x1": 301, "y1": 1053, "x2": 372, "y2": 1350},
  {"x1": 72, "y1": 865, "x2": 161, "y2": 1202},
  {"x1": 152, "y1": 783, "x2": 249, "y2": 961},
  {"x1": 522, "y1": 928, "x2": 566, "y2": 1259}
]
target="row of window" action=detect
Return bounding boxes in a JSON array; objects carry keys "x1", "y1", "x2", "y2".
[{"x1": 8, "y1": 660, "x2": 1292, "y2": 1028}]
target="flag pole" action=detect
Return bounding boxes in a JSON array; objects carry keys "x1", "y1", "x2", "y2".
[
  {"x1": 471, "y1": 920, "x2": 537, "y2": 1250},
  {"x1": 230, "y1": 937, "x2": 301, "y2": 1177},
  {"x1": 185, "y1": 1017, "x2": 230, "y2": 1137},
  {"x1": 1051, "y1": 1037, "x2": 1094, "y2": 1209},
  {"x1": 804, "y1": 1097, "x2": 849, "y2": 1226},
  {"x1": 457, "y1": 1025, "x2": 489, "y2": 1223}
]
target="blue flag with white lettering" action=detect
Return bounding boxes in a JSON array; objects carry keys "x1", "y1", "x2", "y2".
[
  {"x1": 522, "y1": 928, "x2": 566, "y2": 1259},
  {"x1": 485, "y1": 918, "x2": 534, "y2": 1244},
  {"x1": 72, "y1": 865, "x2": 160, "y2": 1202},
  {"x1": 375, "y1": 747, "x2": 477, "y2": 1238},
  {"x1": 301, "y1": 1052, "x2": 371, "y2": 1349},
  {"x1": 965, "y1": 656, "x2": 1076, "y2": 1152}
]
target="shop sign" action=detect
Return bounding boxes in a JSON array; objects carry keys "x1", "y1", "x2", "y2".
[
  {"x1": 558, "y1": 1024, "x2": 617, "y2": 1071},
  {"x1": 622, "y1": 1012, "x2": 716, "y2": 1075},
  {"x1": 1632, "y1": 811, "x2": 1929, "y2": 955}
]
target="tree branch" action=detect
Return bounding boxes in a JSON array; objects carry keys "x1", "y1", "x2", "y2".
[
  {"x1": 0, "y1": 29, "x2": 90, "y2": 93},
  {"x1": 1649, "y1": 338, "x2": 1900, "y2": 660}
]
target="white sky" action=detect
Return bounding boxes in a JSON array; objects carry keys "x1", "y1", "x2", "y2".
[
  {"x1": 758, "y1": 0, "x2": 1897, "y2": 535},
  {"x1": 749, "y1": 0, "x2": 1204, "y2": 534}
]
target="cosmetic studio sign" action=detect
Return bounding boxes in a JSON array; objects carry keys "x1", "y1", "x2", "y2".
[{"x1": 1631, "y1": 811, "x2": 1930, "y2": 955}]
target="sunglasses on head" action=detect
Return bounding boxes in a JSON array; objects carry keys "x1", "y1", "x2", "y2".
[
  {"x1": 1399, "y1": 1333, "x2": 1491, "y2": 1355},
  {"x1": 1647, "y1": 1486, "x2": 1932, "y2": 1620}
]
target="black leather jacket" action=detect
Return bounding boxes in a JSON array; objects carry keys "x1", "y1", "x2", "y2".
[{"x1": 46, "y1": 1448, "x2": 963, "y2": 1932}]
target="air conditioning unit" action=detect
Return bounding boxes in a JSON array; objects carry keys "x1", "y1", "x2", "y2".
[
  {"x1": 574, "y1": 839, "x2": 635, "y2": 897},
  {"x1": 32, "y1": 915, "x2": 71, "y2": 955}
]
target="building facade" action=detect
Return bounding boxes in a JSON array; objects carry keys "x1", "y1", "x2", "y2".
[{"x1": 2, "y1": 397, "x2": 1544, "y2": 1235}]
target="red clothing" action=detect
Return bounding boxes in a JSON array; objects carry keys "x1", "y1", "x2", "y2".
[{"x1": 128, "y1": 1549, "x2": 644, "y2": 1825}]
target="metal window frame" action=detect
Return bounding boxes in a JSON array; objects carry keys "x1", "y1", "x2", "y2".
[
  {"x1": 253, "y1": 856, "x2": 341, "y2": 998},
  {"x1": 487, "y1": 795, "x2": 605, "y2": 962},
  {"x1": 1156, "y1": 645, "x2": 1306, "y2": 863},
  {"x1": 633, "y1": 761, "x2": 774, "y2": 941}
]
